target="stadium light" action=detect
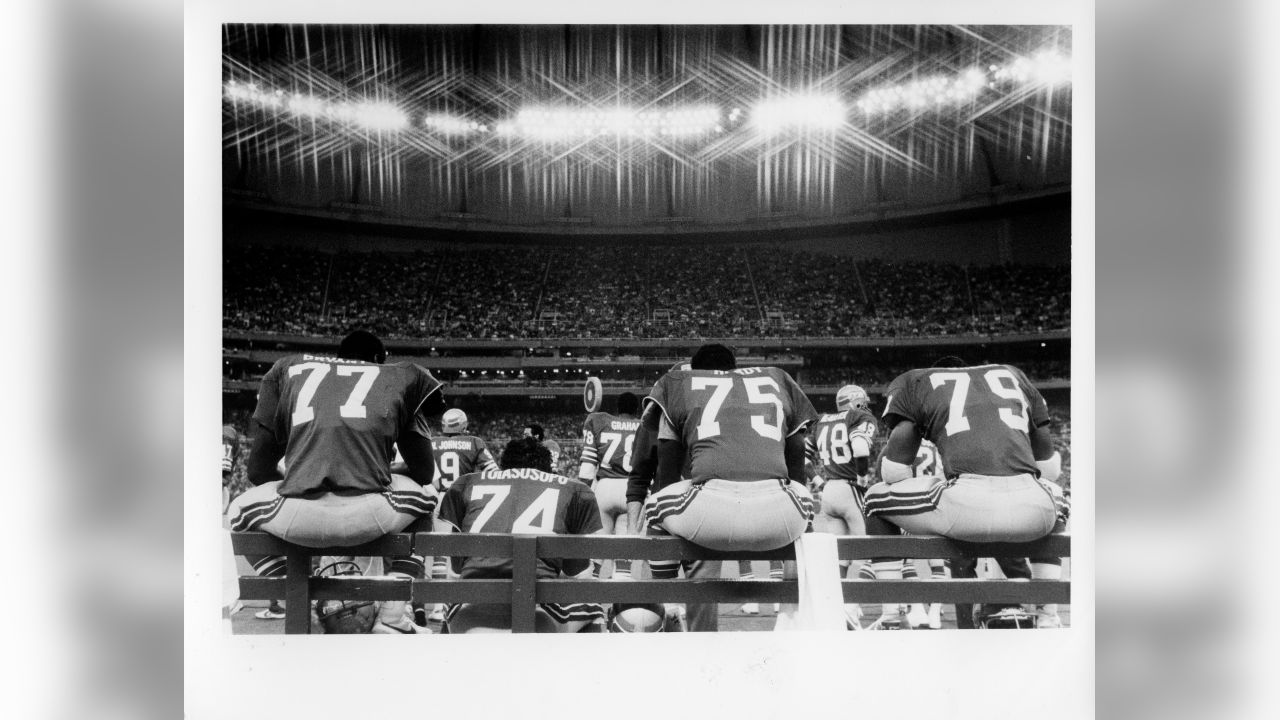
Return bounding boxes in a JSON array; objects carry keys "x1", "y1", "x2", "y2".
[
  {"x1": 224, "y1": 80, "x2": 408, "y2": 132},
  {"x1": 424, "y1": 114, "x2": 486, "y2": 135},
  {"x1": 750, "y1": 94, "x2": 845, "y2": 135},
  {"x1": 505, "y1": 106, "x2": 722, "y2": 141},
  {"x1": 856, "y1": 50, "x2": 1071, "y2": 116}
]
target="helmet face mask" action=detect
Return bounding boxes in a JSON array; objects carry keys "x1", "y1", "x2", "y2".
[
  {"x1": 313, "y1": 560, "x2": 379, "y2": 634},
  {"x1": 836, "y1": 384, "x2": 869, "y2": 412}
]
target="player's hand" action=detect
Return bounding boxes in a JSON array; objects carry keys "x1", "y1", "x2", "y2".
[
  {"x1": 855, "y1": 473, "x2": 872, "y2": 489},
  {"x1": 809, "y1": 473, "x2": 826, "y2": 493}
]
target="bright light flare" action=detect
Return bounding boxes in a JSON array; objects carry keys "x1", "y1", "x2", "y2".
[
  {"x1": 750, "y1": 94, "x2": 845, "y2": 135},
  {"x1": 423, "y1": 114, "x2": 486, "y2": 135},
  {"x1": 507, "y1": 106, "x2": 722, "y2": 141},
  {"x1": 993, "y1": 50, "x2": 1071, "y2": 86},
  {"x1": 857, "y1": 49, "x2": 1072, "y2": 116},
  {"x1": 224, "y1": 81, "x2": 408, "y2": 132}
]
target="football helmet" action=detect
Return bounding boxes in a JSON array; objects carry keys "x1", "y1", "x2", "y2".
[
  {"x1": 976, "y1": 604, "x2": 1037, "y2": 630},
  {"x1": 609, "y1": 603, "x2": 666, "y2": 633},
  {"x1": 441, "y1": 408, "x2": 468, "y2": 434},
  {"x1": 313, "y1": 560, "x2": 378, "y2": 634},
  {"x1": 836, "y1": 384, "x2": 869, "y2": 411}
]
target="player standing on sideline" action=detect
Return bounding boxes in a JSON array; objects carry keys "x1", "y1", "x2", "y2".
[
  {"x1": 900, "y1": 439, "x2": 948, "y2": 630},
  {"x1": 863, "y1": 356, "x2": 1068, "y2": 628},
  {"x1": 222, "y1": 424, "x2": 242, "y2": 515},
  {"x1": 415, "y1": 408, "x2": 498, "y2": 624},
  {"x1": 434, "y1": 437, "x2": 607, "y2": 633},
  {"x1": 579, "y1": 392, "x2": 643, "y2": 579},
  {"x1": 228, "y1": 330, "x2": 444, "y2": 634},
  {"x1": 628, "y1": 343, "x2": 818, "y2": 554},
  {"x1": 525, "y1": 423, "x2": 562, "y2": 472},
  {"x1": 806, "y1": 384, "x2": 882, "y2": 623}
]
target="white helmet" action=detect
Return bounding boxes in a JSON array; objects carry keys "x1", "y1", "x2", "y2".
[
  {"x1": 836, "y1": 384, "x2": 869, "y2": 412},
  {"x1": 441, "y1": 408, "x2": 468, "y2": 434}
]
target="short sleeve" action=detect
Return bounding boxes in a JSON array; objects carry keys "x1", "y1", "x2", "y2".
[
  {"x1": 881, "y1": 371, "x2": 919, "y2": 429},
  {"x1": 781, "y1": 371, "x2": 819, "y2": 437},
  {"x1": 849, "y1": 410, "x2": 877, "y2": 441},
  {"x1": 566, "y1": 485, "x2": 604, "y2": 535},
  {"x1": 476, "y1": 443, "x2": 499, "y2": 472},
  {"x1": 436, "y1": 478, "x2": 470, "y2": 532},
  {"x1": 251, "y1": 358, "x2": 287, "y2": 440},
  {"x1": 1012, "y1": 366, "x2": 1051, "y2": 429},
  {"x1": 402, "y1": 364, "x2": 445, "y2": 438},
  {"x1": 645, "y1": 373, "x2": 681, "y2": 431}
]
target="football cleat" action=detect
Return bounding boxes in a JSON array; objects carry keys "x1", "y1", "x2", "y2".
[
  {"x1": 927, "y1": 603, "x2": 943, "y2": 629},
  {"x1": 906, "y1": 604, "x2": 932, "y2": 629},
  {"x1": 372, "y1": 620, "x2": 431, "y2": 634},
  {"x1": 256, "y1": 602, "x2": 285, "y2": 620},
  {"x1": 1036, "y1": 612, "x2": 1063, "y2": 629},
  {"x1": 663, "y1": 604, "x2": 688, "y2": 632}
]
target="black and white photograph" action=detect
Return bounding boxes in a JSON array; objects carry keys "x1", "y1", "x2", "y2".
[{"x1": 217, "y1": 22, "x2": 1077, "y2": 637}]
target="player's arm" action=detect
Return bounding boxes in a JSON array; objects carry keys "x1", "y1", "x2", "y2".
[
  {"x1": 850, "y1": 420, "x2": 874, "y2": 484},
  {"x1": 577, "y1": 424, "x2": 599, "y2": 482},
  {"x1": 1030, "y1": 423, "x2": 1061, "y2": 482},
  {"x1": 395, "y1": 434, "x2": 436, "y2": 488},
  {"x1": 245, "y1": 422, "x2": 285, "y2": 486},
  {"x1": 389, "y1": 444, "x2": 410, "y2": 475},
  {"x1": 625, "y1": 405, "x2": 661, "y2": 534},
  {"x1": 784, "y1": 430, "x2": 809, "y2": 485},
  {"x1": 879, "y1": 420, "x2": 923, "y2": 484},
  {"x1": 1017, "y1": 366, "x2": 1062, "y2": 482},
  {"x1": 399, "y1": 371, "x2": 442, "y2": 487}
]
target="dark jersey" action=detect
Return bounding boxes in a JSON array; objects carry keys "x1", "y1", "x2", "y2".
[
  {"x1": 647, "y1": 366, "x2": 818, "y2": 484},
  {"x1": 882, "y1": 364, "x2": 1049, "y2": 478},
  {"x1": 252, "y1": 353, "x2": 444, "y2": 496},
  {"x1": 912, "y1": 439, "x2": 942, "y2": 477},
  {"x1": 431, "y1": 434, "x2": 498, "y2": 490},
  {"x1": 580, "y1": 412, "x2": 642, "y2": 479},
  {"x1": 808, "y1": 408, "x2": 878, "y2": 481},
  {"x1": 438, "y1": 468, "x2": 602, "y2": 579},
  {"x1": 222, "y1": 425, "x2": 241, "y2": 477}
]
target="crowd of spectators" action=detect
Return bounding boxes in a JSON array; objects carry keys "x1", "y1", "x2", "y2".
[
  {"x1": 224, "y1": 245, "x2": 1070, "y2": 340},
  {"x1": 801, "y1": 359, "x2": 1070, "y2": 387}
]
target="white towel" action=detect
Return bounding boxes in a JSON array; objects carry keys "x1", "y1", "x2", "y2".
[{"x1": 774, "y1": 532, "x2": 847, "y2": 632}]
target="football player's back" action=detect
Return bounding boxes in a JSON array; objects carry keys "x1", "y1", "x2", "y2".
[
  {"x1": 883, "y1": 362, "x2": 1045, "y2": 479},
  {"x1": 651, "y1": 365, "x2": 815, "y2": 483}
]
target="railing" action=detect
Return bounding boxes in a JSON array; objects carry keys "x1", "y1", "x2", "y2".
[{"x1": 230, "y1": 532, "x2": 1071, "y2": 634}]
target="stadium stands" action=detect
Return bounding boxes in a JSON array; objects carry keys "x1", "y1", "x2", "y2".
[{"x1": 224, "y1": 245, "x2": 1069, "y2": 340}]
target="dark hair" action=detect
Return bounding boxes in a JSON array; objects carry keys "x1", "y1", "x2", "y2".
[
  {"x1": 500, "y1": 437, "x2": 553, "y2": 473},
  {"x1": 931, "y1": 355, "x2": 968, "y2": 368},
  {"x1": 524, "y1": 423, "x2": 545, "y2": 441},
  {"x1": 338, "y1": 330, "x2": 387, "y2": 364},
  {"x1": 616, "y1": 392, "x2": 641, "y2": 416},
  {"x1": 690, "y1": 343, "x2": 736, "y2": 371}
]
